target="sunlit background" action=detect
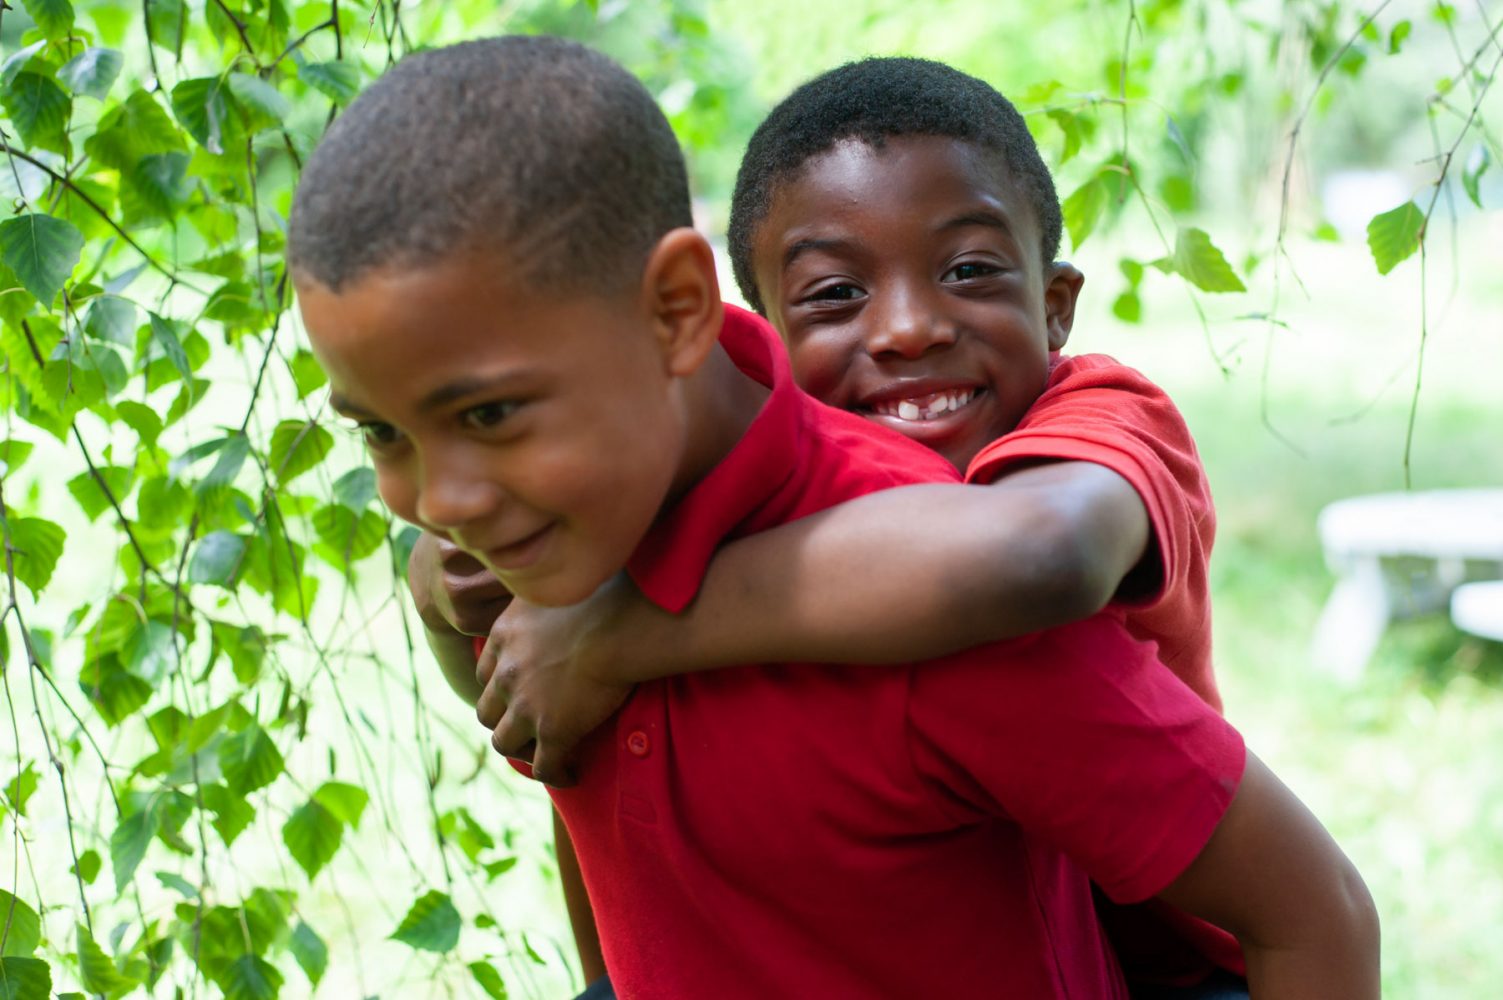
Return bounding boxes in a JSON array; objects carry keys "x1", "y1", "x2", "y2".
[{"x1": 3, "y1": 1, "x2": 1500, "y2": 997}]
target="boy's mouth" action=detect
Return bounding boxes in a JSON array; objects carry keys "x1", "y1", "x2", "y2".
[{"x1": 865, "y1": 386, "x2": 981, "y2": 423}]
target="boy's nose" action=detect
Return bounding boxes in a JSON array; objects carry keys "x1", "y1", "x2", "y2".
[
  {"x1": 415, "y1": 462, "x2": 506, "y2": 534},
  {"x1": 864, "y1": 291, "x2": 957, "y2": 360}
]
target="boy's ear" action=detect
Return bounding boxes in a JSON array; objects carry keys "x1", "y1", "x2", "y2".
[
  {"x1": 640, "y1": 228, "x2": 724, "y2": 378},
  {"x1": 1044, "y1": 262, "x2": 1085, "y2": 351}
]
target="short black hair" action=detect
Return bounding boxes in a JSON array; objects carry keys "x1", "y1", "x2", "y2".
[
  {"x1": 289, "y1": 35, "x2": 691, "y2": 294},
  {"x1": 728, "y1": 57, "x2": 1061, "y2": 315}
]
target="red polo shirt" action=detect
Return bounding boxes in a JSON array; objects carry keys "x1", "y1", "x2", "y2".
[
  {"x1": 966, "y1": 353, "x2": 1220, "y2": 711},
  {"x1": 541, "y1": 306, "x2": 1245, "y2": 999}
]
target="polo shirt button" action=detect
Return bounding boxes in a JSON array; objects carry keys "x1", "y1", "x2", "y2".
[{"x1": 626, "y1": 730, "x2": 650, "y2": 757}]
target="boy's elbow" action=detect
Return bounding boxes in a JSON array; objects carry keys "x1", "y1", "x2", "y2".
[{"x1": 1021, "y1": 507, "x2": 1122, "y2": 625}]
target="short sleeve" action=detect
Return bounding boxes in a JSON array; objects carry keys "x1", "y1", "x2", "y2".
[
  {"x1": 965, "y1": 354, "x2": 1214, "y2": 615},
  {"x1": 904, "y1": 616, "x2": 1245, "y2": 903}
]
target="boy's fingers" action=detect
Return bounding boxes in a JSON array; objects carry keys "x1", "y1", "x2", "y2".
[
  {"x1": 475, "y1": 635, "x2": 499, "y2": 689},
  {"x1": 491, "y1": 708, "x2": 537, "y2": 761},
  {"x1": 475, "y1": 668, "x2": 505, "y2": 728},
  {"x1": 530, "y1": 739, "x2": 578, "y2": 789}
]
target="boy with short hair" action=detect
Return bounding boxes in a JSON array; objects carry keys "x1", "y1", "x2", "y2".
[{"x1": 292, "y1": 36, "x2": 1377, "y2": 999}]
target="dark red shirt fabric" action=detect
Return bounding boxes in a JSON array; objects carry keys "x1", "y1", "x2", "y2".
[
  {"x1": 533, "y1": 307, "x2": 1245, "y2": 999},
  {"x1": 966, "y1": 353, "x2": 1221, "y2": 712}
]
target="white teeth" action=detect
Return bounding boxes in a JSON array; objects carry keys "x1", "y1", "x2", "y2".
[{"x1": 874, "y1": 388, "x2": 978, "y2": 421}]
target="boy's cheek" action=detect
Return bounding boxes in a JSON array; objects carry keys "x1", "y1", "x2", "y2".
[{"x1": 374, "y1": 467, "x2": 422, "y2": 528}]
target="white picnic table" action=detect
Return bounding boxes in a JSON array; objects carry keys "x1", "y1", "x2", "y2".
[
  {"x1": 1451, "y1": 580, "x2": 1503, "y2": 642},
  {"x1": 1311, "y1": 489, "x2": 1503, "y2": 679}
]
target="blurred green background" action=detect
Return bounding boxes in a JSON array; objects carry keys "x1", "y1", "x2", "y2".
[{"x1": 2, "y1": 0, "x2": 1499, "y2": 996}]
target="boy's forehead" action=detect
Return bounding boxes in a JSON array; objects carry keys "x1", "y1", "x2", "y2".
[
  {"x1": 295, "y1": 254, "x2": 633, "y2": 405},
  {"x1": 763, "y1": 135, "x2": 1039, "y2": 251}
]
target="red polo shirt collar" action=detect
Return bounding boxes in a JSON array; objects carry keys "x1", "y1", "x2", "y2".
[{"x1": 626, "y1": 305, "x2": 800, "y2": 613}]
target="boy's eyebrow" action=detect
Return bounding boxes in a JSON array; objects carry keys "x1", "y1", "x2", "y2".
[
  {"x1": 938, "y1": 210, "x2": 1016, "y2": 240},
  {"x1": 783, "y1": 237, "x2": 856, "y2": 268},
  {"x1": 329, "y1": 372, "x2": 537, "y2": 420},
  {"x1": 328, "y1": 393, "x2": 374, "y2": 418}
]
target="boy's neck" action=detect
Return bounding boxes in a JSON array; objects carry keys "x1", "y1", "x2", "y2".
[{"x1": 665, "y1": 342, "x2": 770, "y2": 507}]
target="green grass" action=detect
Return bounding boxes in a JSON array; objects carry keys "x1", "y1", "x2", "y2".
[{"x1": 1173, "y1": 385, "x2": 1503, "y2": 999}]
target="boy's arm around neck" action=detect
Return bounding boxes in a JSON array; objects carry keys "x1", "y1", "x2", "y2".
[
  {"x1": 1158, "y1": 751, "x2": 1380, "y2": 999},
  {"x1": 604, "y1": 459, "x2": 1151, "y2": 677}
]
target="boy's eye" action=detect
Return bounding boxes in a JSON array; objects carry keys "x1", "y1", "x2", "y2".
[
  {"x1": 358, "y1": 421, "x2": 402, "y2": 449},
  {"x1": 462, "y1": 401, "x2": 520, "y2": 430},
  {"x1": 805, "y1": 282, "x2": 865, "y2": 304},
  {"x1": 942, "y1": 261, "x2": 1001, "y2": 282}
]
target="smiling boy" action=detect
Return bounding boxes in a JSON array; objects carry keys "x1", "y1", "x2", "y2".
[{"x1": 293, "y1": 37, "x2": 1377, "y2": 999}]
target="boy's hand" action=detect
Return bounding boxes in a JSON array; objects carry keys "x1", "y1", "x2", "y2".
[
  {"x1": 409, "y1": 531, "x2": 513, "y2": 636},
  {"x1": 474, "y1": 574, "x2": 639, "y2": 788}
]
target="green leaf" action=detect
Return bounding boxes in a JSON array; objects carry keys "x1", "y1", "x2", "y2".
[
  {"x1": 210, "y1": 623, "x2": 268, "y2": 685},
  {"x1": 196, "y1": 433, "x2": 250, "y2": 497},
  {"x1": 124, "y1": 620, "x2": 175, "y2": 687},
  {"x1": 289, "y1": 349, "x2": 326, "y2": 399},
  {"x1": 268, "y1": 420, "x2": 333, "y2": 484},
  {"x1": 66, "y1": 466, "x2": 134, "y2": 521},
  {"x1": 58, "y1": 48, "x2": 122, "y2": 100},
  {"x1": 2, "y1": 765, "x2": 38, "y2": 818},
  {"x1": 1111, "y1": 290, "x2": 1142, "y2": 323},
  {"x1": 110, "y1": 803, "x2": 159, "y2": 893},
  {"x1": 126, "y1": 152, "x2": 194, "y2": 220},
  {"x1": 73, "y1": 849, "x2": 101, "y2": 885},
  {"x1": 0, "y1": 215, "x2": 84, "y2": 305},
  {"x1": 1044, "y1": 109, "x2": 1083, "y2": 165},
  {"x1": 1462, "y1": 144, "x2": 1490, "y2": 209},
  {"x1": 155, "y1": 871, "x2": 197, "y2": 897},
  {"x1": 2, "y1": 73, "x2": 71, "y2": 154},
  {"x1": 312, "y1": 505, "x2": 385, "y2": 567},
  {"x1": 282, "y1": 799, "x2": 342, "y2": 879},
  {"x1": 1366, "y1": 201, "x2": 1425, "y2": 275},
  {"x1": 299, "y1": 60, "x2": 359, "y2": 103},
  {"x1": 220, "y1": 955, "x2": 282, "y2": 1000},
  {"x1": 147, "y1": 0, "x2": 188, "y2": 55},
  {"x1": 469, "y1": 961, "x2": 508, "y2": 999},
  {"x1": 77, "y1": 924, "x2": 134, "y2": 994},
  {"x1": 1, "y1": 44, "x2": 44, "y2": 91},
  {"x1": 0, "y1": 891, "x2": 41, "y2": 957},
  {"x1": 1169, "y1": 227, "x2": 1246, "y2": 292},
  {"x1": 218, "y1": 724, "x2": 284, "y2": 795},
  {"x1": 390, "y1": 891, "x2": 461, "y2": 953},
  {"x1": 0, "y1": 442, "x2": 34, "y2": 477},
  {"x1": 84, "y1": 295, "x2": 138, "y2": 345},
  {"x1": 79, "y1": 654, "x2": 152, "y2": 726},
  {"x1": 0, "y1": 956, "x2": 50, "y2": 999},
  {"x1": 171, "y1": 76, "x2": 237, "y2": 155},
  {"x1": 227, "y1": 73, "x2": 289, "y2": 131},
  {"x1": 84, "y1": 90, "x2": 186, "y2": 170},
  {"x1": 313, "y1": 781, "x2": 368, "y2": 827},
  {"x1": 189, "y1": 531, "x2": 247, "y2": 586},
  {"x1": 290, "y1": 922, "x2": 327, "y2": 986},
  {"x1": 115, "y1": 401, "x2": 163, "y2": 445},
  {"x1": 332, "y1": 467, "x2": 377, "y2": 511},
  {"x1": 20, "y1": 0, "x2": 73, "y2": 41},
  {"x1": 201, "y1": 784, "x2": 255, "y2": 846},
  {"x1": 1388, "y1": 19, "x2": 1411, "y2": 54},
  {"x1": 6, "y1": 518, "x2": 65, "y2": 594},
  {"x1": 1061, "y1": 176, "x2": 1108, "y2": 251},
  {"x1": 482, "y1": 857, "x2": 517, "y2": 881},
  {"x1": 148, "y1": 312, "x2": 195, "y2": 384}
]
